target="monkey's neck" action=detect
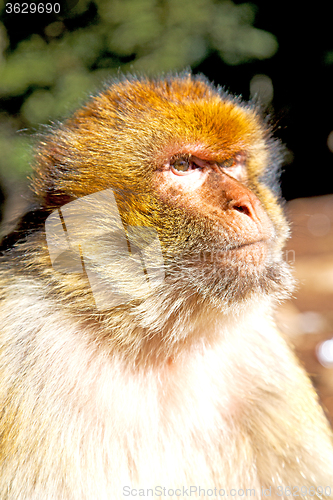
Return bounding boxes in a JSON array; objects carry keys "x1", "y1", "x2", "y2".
[{"x1": 84, "y1": 293, "x2": 275, "y2": 368}]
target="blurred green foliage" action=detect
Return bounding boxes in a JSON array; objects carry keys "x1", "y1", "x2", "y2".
[{"x1": 0, "y1": 0, "x2": 278, "y2": 187}]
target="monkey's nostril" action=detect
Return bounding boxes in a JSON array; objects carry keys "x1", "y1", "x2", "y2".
[{"x1": 233, "y1": 204, "x2": 251, "y2": 217}]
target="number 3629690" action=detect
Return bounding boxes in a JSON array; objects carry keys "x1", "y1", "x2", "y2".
[{"x1": 5, "y1": 3, "x2": 60, "y2": 14}]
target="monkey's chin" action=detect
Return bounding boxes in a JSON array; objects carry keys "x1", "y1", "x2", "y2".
[{"x1": 172, "y1": 241, "x2": 293, "y2": 308}]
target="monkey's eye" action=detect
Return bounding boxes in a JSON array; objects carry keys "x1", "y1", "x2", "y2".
[
  {"x1": 171, "y1": 157, "x2": 190, "y2": 173},
  {"x1": 220, "y1": 158, "x2": 235, "y2": 169},
  {"x1": 170, "y1": 157, "x2": 200, "y2": 176},
  {"x1": 218, "y1": 153, "x2": 246, "y2": 182}
]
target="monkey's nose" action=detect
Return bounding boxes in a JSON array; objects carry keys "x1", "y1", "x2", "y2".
[
  {"x1": 220, "y1": 177, "x2": 273, "y2": 238},
  {"x1": 222, "y1": 176, "x2": 261, "y2": 218},
  {"x1": 228, "y1": 191, "x2": 262, "y2": 222}
]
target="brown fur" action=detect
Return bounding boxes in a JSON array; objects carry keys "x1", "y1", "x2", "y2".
[{"x1": 0, "y1": 74, "x2": 332, "y2": 499}]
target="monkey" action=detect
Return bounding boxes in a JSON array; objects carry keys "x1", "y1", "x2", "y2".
[{"x1": 0, "y1": 73, "x2": 332, "y2": 499}]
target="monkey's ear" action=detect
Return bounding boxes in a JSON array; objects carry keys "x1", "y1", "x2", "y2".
[{"x1": 32, "y1": 171, "x2": 74, "y2": 211}]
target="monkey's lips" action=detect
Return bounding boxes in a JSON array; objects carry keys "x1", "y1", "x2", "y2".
[
  {"x1": 198, "y1": 240, "x2": 269, "y2": 268},
  {"x1": 228, "y1": 239, "x2": 268, "y2": 252}
]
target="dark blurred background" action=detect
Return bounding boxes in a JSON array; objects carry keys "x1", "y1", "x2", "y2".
[{"x1": 0, "y1": 0, "x2": 333, "y2": 420}]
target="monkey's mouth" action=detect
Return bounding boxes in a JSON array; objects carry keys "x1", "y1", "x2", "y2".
[
  {"x1": 195, "y1": 240, "x2": 268, "y2": 267},
  {"x1": 228, "y1": 239, "x2": 267, "y2": 251}
]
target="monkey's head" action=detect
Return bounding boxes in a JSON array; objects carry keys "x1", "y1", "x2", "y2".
[{"x1": 29, "y1": 74, "x2": 292, "y2": 330}]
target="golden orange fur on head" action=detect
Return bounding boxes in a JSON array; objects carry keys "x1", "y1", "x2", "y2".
[{"x1": 32, "y1": 74, "x2": 280, "y2": 210}]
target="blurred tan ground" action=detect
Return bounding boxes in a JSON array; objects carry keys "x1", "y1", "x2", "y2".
[{"x1": 277, "y1": 194, "x2": 333, "y2": 423}]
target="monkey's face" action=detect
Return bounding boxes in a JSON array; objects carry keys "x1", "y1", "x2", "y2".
[
  {"x1": 149, "y1": 148, "x2": 290, "y2": 306},
  {"x1": 155, "y1": 152, "x2": 273, "y2": 264},
  {"x1": 33, "y1": 75, "x2": 292, "y2": 311}
]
